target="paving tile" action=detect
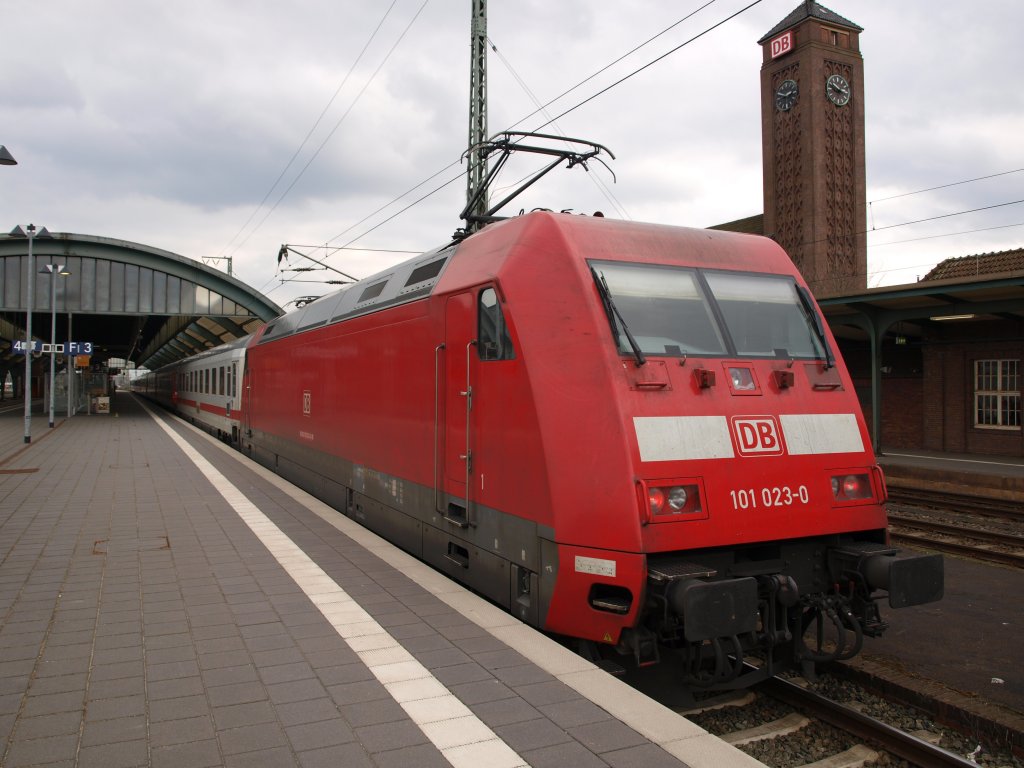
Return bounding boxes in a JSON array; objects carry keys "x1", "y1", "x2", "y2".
[
  {"x1": 495, "y1": 717, "x2": 572, "y2": 752},
  {"x1": 370, "y1": 743, "x2": 451, "y2": 768},
  {"x1": 355, "y1": 720, "x2": 429, "y2": 753},
  {"x1": 314, "y1": 662, "x2": 373, "y2": 687},
  {"x1": 285, "y1": 718, "x2": 355, "y2": 751},
  {"x1": 568, "y1": 720, "x2": 649, "y2": 754},
  {"x1": 90, "y1": 660, "x2": 145, "y2": 682},
  {"x1": 239, "y1": 621, "x2": 289, "y2": 639},
  {"x1": 145, "y1": 645, "x2": 196, "y2": 665},
  {"x1": 472, "y1": 696, "x2": 543, "y2": 728},
  {"x1": 141, "y1": 630, "x2": 192, "y2": 651},
  {"x1": 218, "y1": 721, "x2": 289, "y2": 755},
  {"x1": 258, "y1": 661, "x2": 316, "y2": 685},
  {"x1": 522, "y1": 740, "x2": 610, "y2": 768},
  {"x1": 203, "y1": 663, "x2": 260, "y2": 687},
  {"x1": 267, "y1": 678, "x2": 328, "y2": 705},
  {"x1": 76, "y1": 738, "x2": 148, "y2": 768},
  {"x1": 274, "y1": 700, "x2": 342, "y2": 729},
  {"x1": 147, "y1": 676, "x2": 205, "y2": 700},
  {"x1": 152, "y1": 738, "x2": 222, "y2": 768},
  {"x1": 449, "y1": 678, "x2": 516, "y2": 705},
  {"x1": 81, "y1": 715, "x2": 147, "y2": 746},
  {"x1": 41, "y1": 642, "x2": 93, "y2": 661},
  {"x1": 26, "y1": 673, "x2": 87, "y2": 696},
  {"x1": 11, "y1": 712, "x2": 82, "y2": 740},
  {"x1": 149, "y1": 694, "x2": 210, "y2": 722},
  {"x1": 223, "y1": 745, "x2": 298, "y2": 767},
  {"x1": 207, "y1": 681, "x2": 267, "y2": 708},
  {"x1": 196, "y1": 635, "x2": 247, "y2": 654},
  {"x1": 296, "y1": 742, "x2": 375, "y2": 768},
  {"x1": 147, "y1": 659, "x2": 201, "y2": 682},
  {"x1": 211, "y1": 700, "x2": 278, "y2": 730},
  {"x1": 245, "y1": 633, "x2": 298, "y2": 653},
  {"x1": 3, "y1": 733, "x2": 80, "y2": 766},
  {"x1": 198, "y1": 649, "x2": 252, "y2": 670},
  {"x1": 538, "y1": 698, "x2": 614, "y2": 729},
  {"x1": 21, "y1": 691, "x2": 85, "y2": 717},
  {"x1": 431, "y1": 661, "x2": 494, "y2": 687},
  {"x1": 603, "y1": 743, "x2": 689, "y2": 768},
  {"x1": 514, "y1": 679, "x2": 581, "y2": 708},
  {"x1": 150, "y1": 714, "x2": 216, "y2": 747},
  {"x1": 86, "y1": 675, "x2": 146, "y2": 700}
]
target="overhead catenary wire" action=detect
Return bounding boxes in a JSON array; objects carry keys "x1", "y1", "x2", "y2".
[
  {"x1": 327, "y1": 0, "x2": 764, "y2": 253},
  {"x1": 218, "y1": 1, "x2": 401, "y2": 264},
  {"x1": 226, "y1": 0, "x2": 431, "y2": 264},
  {"x1": 487, "y1": 36, "x2": 630, "y2": 220}
]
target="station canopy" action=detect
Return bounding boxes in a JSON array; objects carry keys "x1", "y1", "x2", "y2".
[{"x1": 0, "y1": 232, "x2": 282, "y2": 372}]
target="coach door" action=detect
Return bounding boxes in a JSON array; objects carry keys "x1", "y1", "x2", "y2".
[
  {"x1": 240, "y1": 366, "x2": 253, "y2": 448},
  {"x1": 443, "y1": 291, "x2": 475, "y2": 525}
]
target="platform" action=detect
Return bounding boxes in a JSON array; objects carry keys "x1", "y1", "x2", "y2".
[{"x1": 0, "y1": 393, "x2": 760, "y2": 768}]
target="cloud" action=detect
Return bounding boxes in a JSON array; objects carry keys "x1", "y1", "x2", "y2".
[{"x1": 1, "y1": 0, "x2": 1022, "y2": 313}]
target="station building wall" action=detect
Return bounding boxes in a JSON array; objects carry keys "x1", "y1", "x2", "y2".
[{"x1": 839, "y1": 321, "x2": 1024, "y2": 458}]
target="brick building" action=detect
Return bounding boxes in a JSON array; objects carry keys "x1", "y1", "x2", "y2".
[
  {"x1": 715, "y1": 2, "x2": 1024, "y2": 457},
  {"x1": 826, "y1": 251, "x2": 1024, "y2": 457}
]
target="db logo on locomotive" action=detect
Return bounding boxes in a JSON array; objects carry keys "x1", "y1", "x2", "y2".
[{"x1": 730, "y1": 416, "x2": 785, "y2": 456}]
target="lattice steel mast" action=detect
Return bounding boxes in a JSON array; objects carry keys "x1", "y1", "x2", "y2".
[{"x1": 465, "y1": 0, "x2": 488, "y2": 232}]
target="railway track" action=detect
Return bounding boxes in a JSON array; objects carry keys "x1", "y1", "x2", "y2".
[
  {"x1": 888, "y1": 514, "x2": 1024, "y2": 568},
  {"x1": 887, "y1": 486, "x2": 1023, "y2": 522},
  {"x1": 683, "y1": 675, "x2": 995, "y2": 767}
]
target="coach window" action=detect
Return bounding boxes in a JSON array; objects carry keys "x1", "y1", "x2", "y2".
[
  {"x1": 219, "y1": 366, "x2": 225, "y2": 396},
  {"x1": 478, "y1": 287, "x2": 514, "y2": 361}
]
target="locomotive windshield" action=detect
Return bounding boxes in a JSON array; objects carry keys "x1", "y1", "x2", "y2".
[{"x1": 591, "y1": 261, "x2": 827, "y2": 360}]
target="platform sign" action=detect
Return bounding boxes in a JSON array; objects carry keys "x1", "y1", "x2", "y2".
[
  {"x1": 770, "y1": 30, "x2": 794, "y2": 59},
  {"x1": 12, "y1": 340, "x2": 41, "y2": 354},
  {"x1": 67, "y1": 341, "x2": 94, "y2": 355}
]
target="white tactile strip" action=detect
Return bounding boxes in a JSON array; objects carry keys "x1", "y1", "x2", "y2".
[
  {"x1": 145, "y1": 401, "x2": 766, "y2": 768},
  {"x1": 144, "y1": 404, "x2": 528, "y2": 768}
]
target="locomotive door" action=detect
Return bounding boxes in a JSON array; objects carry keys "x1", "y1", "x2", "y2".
[{"x1": 442, "y1": 291, "x2": 475, "y2": 524}]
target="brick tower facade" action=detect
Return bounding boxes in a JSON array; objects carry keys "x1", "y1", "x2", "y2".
[{"x1": 759, "y1": 2, "x2": 866, "y2": 293}]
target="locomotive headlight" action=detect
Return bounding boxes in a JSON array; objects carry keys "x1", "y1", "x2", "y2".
[
  {"x1": 644, "y1": 482, "x2": 702, "y2": 519},
  {"x1": 729, "y1": 367, "x2": 756, "y2": 391},
  {"x1": 831, "y1": 472, "x2": 872, "y2": 501},
  {"x1": 667, "y1": 486, "x2": 688, "y2": 511}
]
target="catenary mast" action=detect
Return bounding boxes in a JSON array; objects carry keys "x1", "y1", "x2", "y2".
[{"x1": 466, "y1": 0, "x2": 488, "y2": 232}]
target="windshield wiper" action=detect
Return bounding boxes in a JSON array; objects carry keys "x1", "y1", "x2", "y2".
[
  {"x1": 797, "y1": 286, "x2": 835, "y2": 369},
  {"x1": 591, "y1": 267, "x2": 646, "y2": 367}
]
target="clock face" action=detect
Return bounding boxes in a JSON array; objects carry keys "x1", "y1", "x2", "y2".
[
  {"x1": 826, "y1": 74, "x2": 851, "y2": 106},
  {"x1": 775, "y1": 79, "x2": 798, "y2": 112}
]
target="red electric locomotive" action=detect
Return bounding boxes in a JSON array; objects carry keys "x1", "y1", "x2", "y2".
[{"x1": 138, "y1": 210, "x2": 942, "y2": 689}]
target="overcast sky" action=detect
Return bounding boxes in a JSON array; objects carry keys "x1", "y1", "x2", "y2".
[{"x1": 2, "y1": 0, "x2": 1022, "y2": 311}]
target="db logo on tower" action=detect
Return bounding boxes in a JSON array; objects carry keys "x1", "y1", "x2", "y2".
[{"x1": 730, "y1": 416, "x2": 785, "y2": 456}]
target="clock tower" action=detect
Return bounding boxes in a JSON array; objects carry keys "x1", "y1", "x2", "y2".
[{"x1": 759, "y1": 2, "x2": 866, "y2": 293}]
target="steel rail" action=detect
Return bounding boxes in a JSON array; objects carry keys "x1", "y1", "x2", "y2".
[
  {"x1": 890, "y1": 531, "x2": 1024, "y2": 569},
  {"x1": 760, "y1": 676, "x2": 982, "y2": 768},
  {"x1": 887, "y1": 488, "x2": 1024, "y2": 522},
  {"x1": 888, "y1": 514, "x2": 1024, "y2": 548}
]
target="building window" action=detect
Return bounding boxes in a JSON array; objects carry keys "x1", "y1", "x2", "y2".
[{"x1": 975, "y1": 359, "x2": 1021, "y2": 430}]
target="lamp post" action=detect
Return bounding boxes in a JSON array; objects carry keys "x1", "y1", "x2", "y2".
[
  {"x1": 10, "y1": 224, "x2": 53, "y2": 443},
  {"x1": 41, "y1": 264, "x2": 70, "y2": 428}
]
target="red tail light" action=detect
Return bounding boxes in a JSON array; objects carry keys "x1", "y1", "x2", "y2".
[
  {"x1": 648, "y1": 487, "x2": 666, "y2": 516},
  {"x1": 831, "y1": 473, "x2": 872, "y2": 501}
]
